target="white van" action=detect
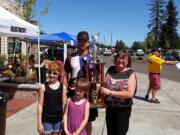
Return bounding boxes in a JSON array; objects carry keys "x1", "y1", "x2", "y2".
[{"x1": 136, "y1": 49, "x2": 145, "y2": 56}]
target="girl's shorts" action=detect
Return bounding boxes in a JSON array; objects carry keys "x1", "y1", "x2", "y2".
[{"x1": 43, "y1": 121, "x2": 61, "y2": 134}]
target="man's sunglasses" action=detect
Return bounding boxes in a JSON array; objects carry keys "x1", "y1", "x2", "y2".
[
  {"x1": 78, "y1": 38, "x2": 88, "y2": 42},
  {"x1": 48, "y1": 71, "x2": 58, "y2": 76}
]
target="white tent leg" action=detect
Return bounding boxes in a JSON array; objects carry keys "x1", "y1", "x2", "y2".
[
  {"x1": 13, "y1": 38, "x2": 17, "y2": 62},
  {"x1": 38, "y1": 38, "x2": 41, "y2": 84}
]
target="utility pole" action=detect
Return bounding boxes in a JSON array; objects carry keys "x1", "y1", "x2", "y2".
[
  {"x1": 103, "y1": 36, "x2": 105, "y2": 45},
  {"x1": 99, "y1": 32, "x2": 101, "y2": 44},
  {"x1": 110, "y1": 30, "x2": 113, "y2": 46}
]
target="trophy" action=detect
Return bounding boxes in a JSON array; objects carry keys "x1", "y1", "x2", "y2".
[
  {"x1": 85, "y1": 62, "x2": 105, "y2": 108},
  {"x1": 85, "y1": 33, "x2": 105, "y2": 108}
]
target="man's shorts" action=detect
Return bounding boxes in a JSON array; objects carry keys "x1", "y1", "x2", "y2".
[
  {"x1": 42, "y1": 121, "x2": 61, "y2": 134},
  {"x1": 149, "y1": 73, "x2": 161, "y2": 90}
]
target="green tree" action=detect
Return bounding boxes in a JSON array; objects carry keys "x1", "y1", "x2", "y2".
[
  {"x1": 17, "y1": 0, "x2": 51, "y2": 21},
  {"x1": 148, "y1": 0, "x2": 166, "y2": 47},
  {"x1": 164, "y1": 0, "x2": 179, "y2": 49},
  {"x1": 131, "y1": 41, "x2": 144, "y2": 51},
  {"x1": 144, "y1": 32, "x2": 155, "y2": 51},
  {"x1": 96, "y1": 43, "x2": 108, "y2": 48},
  {"x1": 159, "y1": 24, "x2": 167, "y2": 48},
  {"x1": 177, "y1": 37, "x2": 180, "y2": 49},
  {"x1": 115, "y1": 40, "x2": 125, "y2": 52}
]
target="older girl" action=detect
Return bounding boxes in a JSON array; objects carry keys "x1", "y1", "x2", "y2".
[{"x1": 37, "y1": 62, "x2": 67, "y2": 135}]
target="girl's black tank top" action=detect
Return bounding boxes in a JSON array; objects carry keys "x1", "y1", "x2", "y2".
[{"x1": 42, "y1": 82, "x2": 63, "y2": 122}]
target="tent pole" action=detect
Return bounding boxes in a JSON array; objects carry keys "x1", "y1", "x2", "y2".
[
  {"x1": 64, "y1": 42, "x2": 67, "y2": 63},
  {"x1": 38, "y1": 38, "x2": 41, "y2": 84},
  {"x1": 29, "y1": 42, "x2": 31, "y2": 55},
  {"x1": 13, "y1": 38, "x2": 17, "y2": 63}
]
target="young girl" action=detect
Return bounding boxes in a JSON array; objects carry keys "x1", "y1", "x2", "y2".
[
  {"x1": 37, "y1": 62, "x2": 67, "y2": 135},
  {"x1": 64, "y1": 78, "x2": 90, "y2": 135}
]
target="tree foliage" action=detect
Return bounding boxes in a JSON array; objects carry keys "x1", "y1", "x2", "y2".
[
  {"x1": 96, "y1": 43, "x2": 109, "y2": 48},
  {"x1": 0, "y1": 55, "x2": 7, "y2": 67},
  {"x1": 163, "y1": 0, "x2": 179, "y2": 49},
  {"x1": 115, "y1": 40, "x2": 126, "y2": 52},
  {"x1": 147, "y1": 0, "x2": 179, "y2": 50},
  {"x1": 148, "y1": 0, "x2": 166, "y2": 47},
  {"x1": 17, "y1": 0, "x2": 51, "y2": 21},
  {"x1": 131, "y1": 41, "x2": 144, "y2": 51},
  {"x1": 144, "y1": 32, "x2": 155, "y2": 50},
  {"x1": 177, "y1": 37, "x2": 180, "y2": 49}
]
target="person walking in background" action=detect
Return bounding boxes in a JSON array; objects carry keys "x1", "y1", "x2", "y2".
[
  {"x1": 37, "y1": 62, "x2": 67, "y2": 135},
  {"x1": 63, "y1": 78, "x2": 90, "y2": 135},
  {"x1": 28, "y1": 54, "x2": 35, "y2": 68},
  {"x1": 100, "y1": 50, "x2": 137, "y2": 135},
  {"x1": 145, "y1": 48, "x2": 178, "y2": 103},
  {"x1": 40, "y1": 55, "x2": 51, "y2": 83},
  {"x1": 65, "y1": 31, "x2": 98, "y2": 135}
]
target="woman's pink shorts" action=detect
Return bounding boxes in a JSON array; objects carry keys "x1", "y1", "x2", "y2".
[{"x1": 149, "y1": 73, "x2": 161, "y2": 90}]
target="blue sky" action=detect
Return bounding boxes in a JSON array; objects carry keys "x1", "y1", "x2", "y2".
[{"x1": 35, "y1": 0, "x2": 180, "y2": 47}]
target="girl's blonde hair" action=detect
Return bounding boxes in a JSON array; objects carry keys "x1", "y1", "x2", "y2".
[
  {"x1": 76, "y1": 78, "x2": 90, "y2": 92},
  {"x1": 48, "y1": 62, "x2": 67, "y2": 86}
]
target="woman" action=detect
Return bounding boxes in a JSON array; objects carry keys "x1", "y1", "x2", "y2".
[{"x1": 100, "y1": 50, "x2": 137, "y2": 135}]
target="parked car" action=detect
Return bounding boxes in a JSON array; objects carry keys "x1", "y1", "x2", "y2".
[
  {"x1": 111, "y1": 48, "x2": 115, "y2": 54},
  {"x1": 136, "y1": 49, "x2": 145, "y2": 56},
  {"x1": 128, "y1": 50, "x2": 135, "y2": 56},
  {"x1": 103, "y1": 50, "x2": 112, "y2": 56},
  {"x1": 164, "y1": 50, "x2": 180, "y2": 61}
]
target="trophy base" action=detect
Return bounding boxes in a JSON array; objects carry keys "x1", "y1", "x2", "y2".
[{"x1": 90, "y1": 103, "x2": 105, "y2": 108}]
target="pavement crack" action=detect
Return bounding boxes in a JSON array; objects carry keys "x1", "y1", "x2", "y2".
[{"x1": 164, "y1": 90, "x2": 180, "y2": 107}]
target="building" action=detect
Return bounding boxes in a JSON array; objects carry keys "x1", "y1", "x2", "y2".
[{"x1": 0, "y1": 0, "x2": 27, "y2": 63}]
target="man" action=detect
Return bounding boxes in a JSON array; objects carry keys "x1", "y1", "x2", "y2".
[
  {"x1": 145, "y1": 48, "x2": 178, "y2": 103},
  {"x1": 65, "y1": 31, "x2": 98, "y2": 135}
]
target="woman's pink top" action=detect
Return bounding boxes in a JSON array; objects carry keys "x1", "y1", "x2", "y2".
[{"x1": 67, "y1": 98, "x2": 87, "y2": 135}]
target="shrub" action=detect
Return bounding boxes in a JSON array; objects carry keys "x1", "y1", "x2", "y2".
[{"x1": 0, "y1": 55, "x2": 7, "y2": 67}]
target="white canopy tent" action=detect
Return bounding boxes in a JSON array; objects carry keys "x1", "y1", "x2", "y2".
[
  {"x1": 0, "y1": 6, "x2": 39, "y2": 37},
  {"x1": 0, "y1": 6, "x2": 40, "y2": 83}
]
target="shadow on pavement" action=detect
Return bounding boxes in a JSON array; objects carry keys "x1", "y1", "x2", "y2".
[{"x1": 133, "y1": 95, "x2": 148, "y2": 102}]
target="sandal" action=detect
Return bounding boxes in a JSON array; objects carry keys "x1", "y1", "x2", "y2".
[
  {"x1": 145, "y1": 95, "x2": 149, "y2": 100},
  {"x1": 150, "y1": 98, "x2": 160, "y2": 104}
]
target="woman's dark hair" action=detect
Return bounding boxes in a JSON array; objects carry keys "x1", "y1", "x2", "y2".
[
  {"x1": 114, "y1": 50, "x2": 132, "y2": 68},
  {"x1": 77, "y1": 31, "x2": 89, "y2": 41}
]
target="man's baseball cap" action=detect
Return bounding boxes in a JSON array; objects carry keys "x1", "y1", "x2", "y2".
[
  {"x1": 77, "y1": 31, "x2": 89, "y2": 41},
  {"x1": 151, "y1": 48, "x2": 161, "y2": 53}
]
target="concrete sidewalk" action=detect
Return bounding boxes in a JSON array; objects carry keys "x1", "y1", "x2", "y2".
[{"x1": 6, "y1": 73, "x2": 180, "y2": 135}]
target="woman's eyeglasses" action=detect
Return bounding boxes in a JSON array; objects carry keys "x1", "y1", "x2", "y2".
[
  {"x1": 116, "y1": 56, "x2": 127, "y2": 61},
  {"x1": 48, "y1": 71, "x2": 58, "y2": 76}
]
